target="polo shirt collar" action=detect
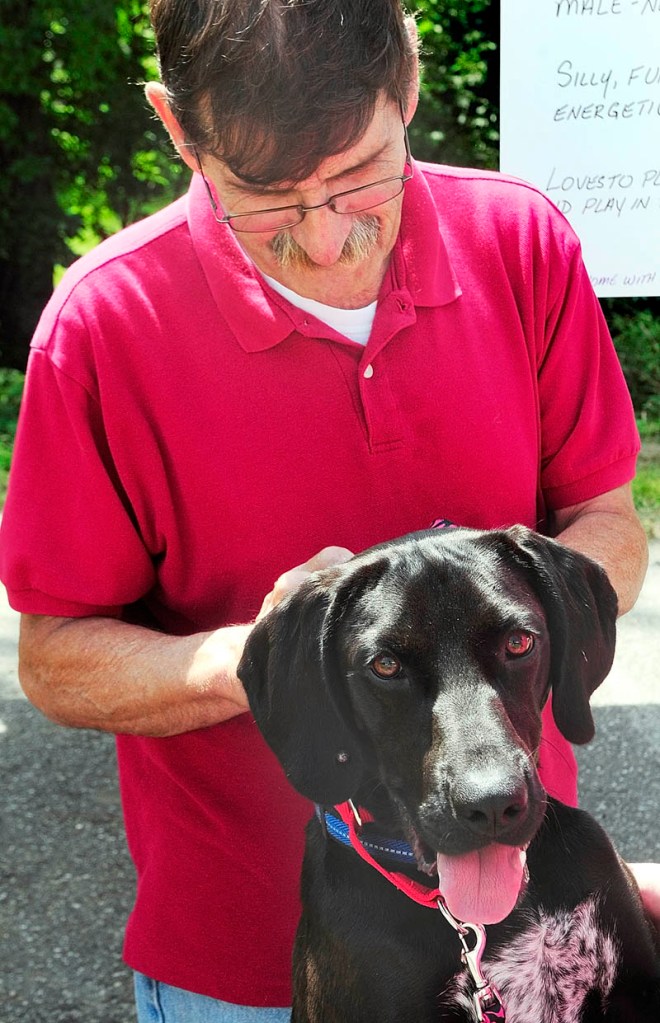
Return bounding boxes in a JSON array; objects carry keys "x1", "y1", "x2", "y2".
[
  {"x1": 395, "y1": 163, "x2": 461, "y2": 308},
  {"x1": 186, "y1": 163, "x2": 460, "y2": 354}
]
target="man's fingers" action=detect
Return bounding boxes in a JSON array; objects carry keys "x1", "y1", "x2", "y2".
[
  {"x1": 274, "y1": 546, "x2": 353, "y2": 599},
  {"x1": 303, "y1": 546, "x2": 354, "y2": 573},
  {"x1": 257, "y1": 546, "x2": 354, "y2": 620}
]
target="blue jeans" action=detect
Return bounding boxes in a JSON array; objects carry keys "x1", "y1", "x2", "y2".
[{"x1": 134, "y1": 972, "x2": 292, "y2": 1023}]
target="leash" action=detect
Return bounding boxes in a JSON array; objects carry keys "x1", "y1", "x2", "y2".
[{"x1": 325, "y1": 802, "x2": 506, "y2": 1022}]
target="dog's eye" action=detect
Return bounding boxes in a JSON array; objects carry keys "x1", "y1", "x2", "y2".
[
  {"x1": 505, "y1": 631, "x2": 535, "y2": 658},
  {"x1": 370, "y1": 653, "x2": 402, "y2": 679}
]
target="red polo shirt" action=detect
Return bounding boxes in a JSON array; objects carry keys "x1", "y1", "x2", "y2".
[{"x1": 0, "y1": 165, "x2": 639, "y2": 1005}]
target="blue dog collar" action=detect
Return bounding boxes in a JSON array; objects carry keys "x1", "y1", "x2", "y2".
[{"x1": 317, "y1": 806, "x2": 417, "y2": 866}]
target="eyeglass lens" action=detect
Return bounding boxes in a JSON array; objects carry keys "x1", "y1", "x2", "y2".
[{"x1": 228, "y1": 176, "x2": 407, "y2": 234}]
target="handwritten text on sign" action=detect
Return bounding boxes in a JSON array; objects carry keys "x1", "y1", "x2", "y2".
[{"x1": 500, "y1": 0, "x2": 660, "y2": 297}]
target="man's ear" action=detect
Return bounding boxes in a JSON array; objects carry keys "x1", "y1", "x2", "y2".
[
  {"x1": 144, "y1": 81, "x2": 199, "y2": 174},
  {"x1": 403, "y1": 15, "x2": 420, "y2": 124}
]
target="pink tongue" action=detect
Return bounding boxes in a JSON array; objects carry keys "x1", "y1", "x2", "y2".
[{"x1": 437, "y1": 845, "x2": 527, "y2": 924}]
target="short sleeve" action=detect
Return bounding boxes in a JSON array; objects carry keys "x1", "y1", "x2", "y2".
[
  {"x1": 538, "y1": 240, "x2": 639, "y2": 510},
  {"x1": 0, "y1": 347, "x2": 156, "y2": 617}
]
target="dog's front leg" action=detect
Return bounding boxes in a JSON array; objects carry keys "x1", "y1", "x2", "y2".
[
  {"x1": 291, "y1": 903, "x2": 474, "y2": 1022},
  {"x1": 291, "y1": 925, "x2": 361, "y2": 1023}
]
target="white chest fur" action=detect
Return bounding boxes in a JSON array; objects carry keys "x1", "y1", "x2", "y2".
[{"x1": 446, "y1": 896, "x2": 620, "y2": 1023}]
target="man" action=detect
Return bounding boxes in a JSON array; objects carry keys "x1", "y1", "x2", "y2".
[{"x1": 0, "y1": 1, "x2": 655, "y2": 1020}]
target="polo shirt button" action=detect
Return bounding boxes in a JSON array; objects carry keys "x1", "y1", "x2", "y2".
[{"x1": 363, "y1": 364, "x2": 374, "y2": 379}]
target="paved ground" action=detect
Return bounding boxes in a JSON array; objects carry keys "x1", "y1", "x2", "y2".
[{"x1": 1, "y1": 546, "x2": 659, "y2": 1022}]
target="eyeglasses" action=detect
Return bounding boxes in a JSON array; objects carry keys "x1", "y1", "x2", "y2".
[{"x1": 194, "y1": 116, "x2": 413, "y2": 234}]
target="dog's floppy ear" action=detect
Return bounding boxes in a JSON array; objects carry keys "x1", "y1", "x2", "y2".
[
  {"x1": 501, "y1": 525, "x2": 618, "y2": 744},
  {"x1": 237, "y1": 570, "x2": 364, "y2": 805}
]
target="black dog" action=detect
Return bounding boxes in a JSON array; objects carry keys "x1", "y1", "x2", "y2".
[{"x1": 238, "y1": 526, "x2": 660, "y2": 1021}]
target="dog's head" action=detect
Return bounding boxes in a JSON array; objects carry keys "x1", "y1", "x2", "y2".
[{"x1": 238, "y1": 526, "x2": 617, "y2": 871}]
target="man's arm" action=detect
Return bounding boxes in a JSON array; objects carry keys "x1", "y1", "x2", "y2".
[
  {"x1": 550, "y1": 482, "x2": 648, "y2": 616},
  {"x1": 18, "y1": 614, "x2": 252, "y2": 736},
  {"x1": 17, "y1": 546, "x2": 353, "y2": 737}
]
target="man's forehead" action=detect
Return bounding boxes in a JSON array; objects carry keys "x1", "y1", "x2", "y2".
[{"x1": 207, "y1": 96, "x2": 401, "y2": 193}]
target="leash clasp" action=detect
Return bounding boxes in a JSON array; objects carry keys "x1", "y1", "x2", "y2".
[
  {"x1": 437, "y1": 906, "x2": 506, "y2": 1022},
  {"x1": 459, "y1": 921, "x2": 487, "y2": 980},
  {"x1": 459, "y1": 924, "x2": 505, "y2": 1022}
]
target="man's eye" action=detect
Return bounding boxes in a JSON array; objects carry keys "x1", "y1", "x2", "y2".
[
  {"x1": 505, "y1": 631, "x2": 535, "y2": 658},
  {"x1": 370, "y1": 653, "x2": 402, "y2": 679}
]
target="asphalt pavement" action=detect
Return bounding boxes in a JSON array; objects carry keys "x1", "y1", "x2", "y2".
[{"x1": 1, "y1": 545, "x2": 659, "y2": 1023}]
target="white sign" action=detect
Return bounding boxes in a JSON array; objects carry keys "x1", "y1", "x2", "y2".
[{"x1": 500, "y1": 0, "x2": 660, "y2": 297}]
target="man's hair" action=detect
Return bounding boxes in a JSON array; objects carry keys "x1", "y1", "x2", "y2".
[{"x1": 149, "y1": 0, "x2": 416, "y2": 185}]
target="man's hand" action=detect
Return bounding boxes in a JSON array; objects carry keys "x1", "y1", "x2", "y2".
[{"x1": 257, "y1": 545, "x2": 354, "y2": 621}]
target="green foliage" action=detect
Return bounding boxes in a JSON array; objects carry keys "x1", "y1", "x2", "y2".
[
  {"x1": 605, "y1": 302, "x2": 660, "y2": 534},
  {"x1": 0, "y1": 368, "x2": 24, "y2": 437},
  {"x1": 409, "y1": 0, "x2": 499, "y2": 168},
  {"x1": 0, "y1": 369, "x2": 24, "y2": 497},
  {"x1": 633, "y1": 464, "x2": 660, "y2": 506},
  {"x1": 1, "y1": 0, "x2": 181, "y2": 224},
  {"x1": 0, "y1": 0, "x2": 185, "y2": 368},
  {"x1": 637, "y1": 417, "x2": 660, "y2": 442},
  {"x1": 608, "y1": 308, "x2": 660, "y2": 420},
  {"x1": 632, "y1": 459, "x2": 660, "y2": 537}
]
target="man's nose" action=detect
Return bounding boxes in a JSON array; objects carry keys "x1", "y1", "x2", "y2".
[{"x1": 289, "y1": 204, "x2": 355, "y2": 267}]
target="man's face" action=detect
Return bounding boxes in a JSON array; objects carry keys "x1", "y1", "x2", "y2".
[{"x1": 197, "y1": 97, "x2": 410, "y2": 307}]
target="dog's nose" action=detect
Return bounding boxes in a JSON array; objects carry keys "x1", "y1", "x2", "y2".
[{"x1": 452, "y1": 768, "x2": 529, "y2": 838}]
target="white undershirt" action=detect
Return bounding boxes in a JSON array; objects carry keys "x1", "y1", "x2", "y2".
[{"x1": 261, "y1": 271, "x2": 377, "y2": 347}]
